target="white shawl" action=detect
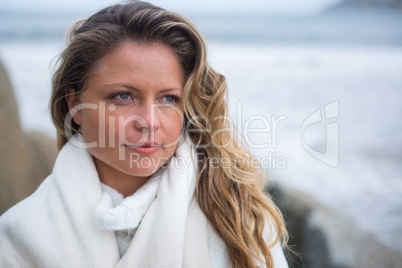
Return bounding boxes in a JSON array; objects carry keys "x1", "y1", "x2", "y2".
[{"x1": 0, "y1": 137, "x2": 288, "y2": 267}]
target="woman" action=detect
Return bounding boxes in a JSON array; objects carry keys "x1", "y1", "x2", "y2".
[{"x1": 0, "y1": 1, "x2": 289, "y2": 267}]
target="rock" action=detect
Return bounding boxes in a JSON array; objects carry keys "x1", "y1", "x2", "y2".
[
  {"x1": 0, "y1": 59, "x2": 57, "y2": 215},
  {"x1": 329, "y1": 0, "x2": 402, "y2": 11},
  {"x1": 24, "y1": 131, "x2": 58, "y2": 187},
  {"x1": 0, "y1": 59, "x2": 34, "y2": 214},
  {"x1": 268, "y1": 184, "x2": 334, "y2": 267},
  {"x1": 269, "y1": 183, "x2": 402, "y2": 268}
]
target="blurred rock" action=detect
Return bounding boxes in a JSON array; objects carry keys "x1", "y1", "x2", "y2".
[
  {"x1": 0, "y1": 59, "x2": 57, "y2": 215},
  {"x1": 24, "y1": 131, "x2": 58, "y2": 187},
  {"x1": 269, "y1": 183, "x2": 402, "y2": 268},
  {"x1": 0, "y1": 59, "x2": 34, "y2": 214},
  {"x1": 330, "y1": 0, "x2": 402, "y2": 10}
]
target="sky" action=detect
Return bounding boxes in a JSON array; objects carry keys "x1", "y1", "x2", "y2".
[{"x1": 0, "y1": 0, "x2": 343, "y2": 14}]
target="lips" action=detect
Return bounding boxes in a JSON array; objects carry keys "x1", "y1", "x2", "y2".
[{"x1": 124, "y1": 141, "x2": 161, "y2": 154}]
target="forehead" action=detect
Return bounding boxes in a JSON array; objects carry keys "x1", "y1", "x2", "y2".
[
  {"x1": 86, "y1": 41, "x2": 185, "y2": 92},
  {"x1": 98, "y1": 41, "x2": 181, "y2": 73}
]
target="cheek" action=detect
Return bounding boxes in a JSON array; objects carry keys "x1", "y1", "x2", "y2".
[
  {"x1": 80, "y1": 110, "x2": 101, "y2": 141},
  {"x1": 161, "y1": 108, "x2": 184, "y2": 138},
  {"x1": 80, "y1": 106, "x2": 117, "y2": 144}
]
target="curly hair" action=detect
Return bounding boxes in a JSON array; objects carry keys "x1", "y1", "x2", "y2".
[{"x1": 50, "y1": 1, "x2": 288, "y2": 267}]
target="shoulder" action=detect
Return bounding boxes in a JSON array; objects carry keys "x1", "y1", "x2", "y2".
[
  {"x1": 263, "y1": 220, "x2": 289, "y2": 268},
  {"x1": 0, "y1": 175, "x2": 55, "y2": 264},
  {"x1": 271, "y1": 240, "x2": 289, "y2": 268},
  {"x1": 207, "y1": 224, "x2": 232, "y2": 268},
  {"x1": 206, "y1": 218, "x2": 289, "y2": 268},
  {"x1": 0, "y1": 174, "x2": 53, "y2": 238}
]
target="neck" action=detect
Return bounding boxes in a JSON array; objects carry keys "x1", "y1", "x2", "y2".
[{"x1": 100, "y1": 176, "x2": 150, "y2": 197}]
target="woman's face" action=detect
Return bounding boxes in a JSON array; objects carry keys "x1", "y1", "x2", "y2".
[{"x1": 67, "y1": 41, "x2": 185, "y2": 191}]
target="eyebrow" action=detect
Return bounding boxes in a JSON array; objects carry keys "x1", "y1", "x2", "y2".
[{"x1": 103, "y1": 83, "x2": 181, "y2": 94}]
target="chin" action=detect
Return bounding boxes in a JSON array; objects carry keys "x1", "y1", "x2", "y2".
[{"x1": 124, "y1": 163, "x2": 162, "y2": 178}]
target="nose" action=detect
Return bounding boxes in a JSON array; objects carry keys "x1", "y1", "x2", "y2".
[{"x1": 134, "y1": 103, "x2": 160, "y2": 131}]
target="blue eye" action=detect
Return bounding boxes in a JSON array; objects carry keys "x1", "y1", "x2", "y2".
[
  {"x1": 164, "y1": 96, "x2": 174, "y2": 102},
  {"x1": 162, "y1": 95, "x2": 180, "y2": 103},
  {"x1": 115, "y1": 93, "x2": 131, "y2": 100}
]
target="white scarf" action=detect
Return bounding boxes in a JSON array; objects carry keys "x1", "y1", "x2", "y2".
[
  {"x1": 95, "y1": 172, "x2": 162, "y2": 257},
  {"x1": 0, "y1": 136, "x2": 288, "y2": 267}
]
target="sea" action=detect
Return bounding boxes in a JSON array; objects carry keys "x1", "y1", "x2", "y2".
[{"x1": 1, "y1": 8, "x2": 402, "y2": 251}]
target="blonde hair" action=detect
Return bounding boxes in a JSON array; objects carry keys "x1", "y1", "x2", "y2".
[{"x1": 50, "y1": 1, "x2": 288, "y2": 266}]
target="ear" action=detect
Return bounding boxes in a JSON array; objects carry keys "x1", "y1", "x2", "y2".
[{"x1": 65, "y1": 89, "x2": 81, "y2": 126}]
